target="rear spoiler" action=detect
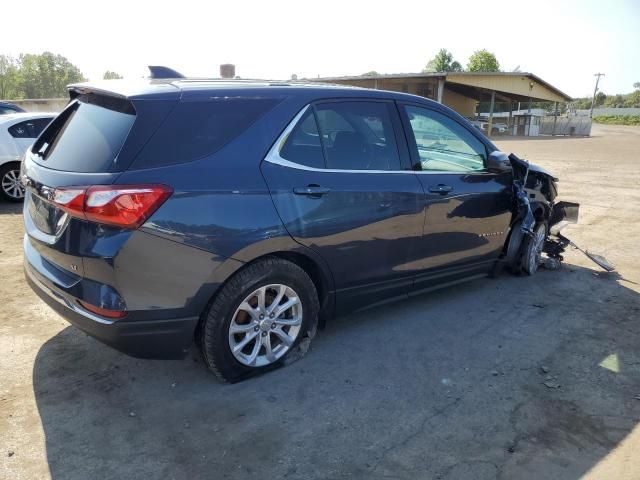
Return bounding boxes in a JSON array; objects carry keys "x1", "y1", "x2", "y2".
[
  {"x1": 66, "y1": 80, "x2": 181, "y2": 102},
  {"x1": 64, "y1": 66, "x2": 184, "y2": 102}
]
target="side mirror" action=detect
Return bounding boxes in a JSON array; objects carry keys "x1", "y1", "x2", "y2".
[{"x1": 486, "y1": 150, "x2": 512, "y2": 172}]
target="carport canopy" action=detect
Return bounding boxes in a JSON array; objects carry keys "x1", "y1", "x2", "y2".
[{"x1": 315, "y1": 72, "x2": 573, "y2": 119}]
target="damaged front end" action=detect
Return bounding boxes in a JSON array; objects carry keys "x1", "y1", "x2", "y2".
[{"x1": 503, "y1": 153, "x2": 614, "y2": 273}]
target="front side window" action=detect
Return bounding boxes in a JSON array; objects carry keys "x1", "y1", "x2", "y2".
[
  {"x1": 315, "y1": 102, "x2": 401, "y2": 171},
  {"x1": 403, "y1": 105, "x2": 486, "y2": 172}
]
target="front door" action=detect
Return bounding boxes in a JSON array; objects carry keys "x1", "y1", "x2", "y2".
[
  {"x1": 397, "y1": 103, "x2": 513, "y2": 292},
  {"x1": 262, "y1": 100, "x2": 425, "y2": 311}
]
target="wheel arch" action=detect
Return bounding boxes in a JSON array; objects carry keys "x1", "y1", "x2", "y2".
[
  {"x1": 267, "y1": 250, "x2": 332, "y2": 321},
  {"x1": 196, "y1": 247, "x2": 335, "y2": 342},
  {"x1": 0, "y1": 159, "x2": 21, "y2": 168}
]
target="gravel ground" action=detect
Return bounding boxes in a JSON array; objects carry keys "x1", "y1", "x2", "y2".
[{"x1": 1, "y1": 124, "x2": 639, "y2": 480}]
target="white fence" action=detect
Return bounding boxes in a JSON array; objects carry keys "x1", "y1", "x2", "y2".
[
  {"x1": 539, "y1": 116, "x2": 592, "y2": 136},
  {"x1": 2, "y1": 98, "x2": 68, "y2": 113},
  {"x1": 576, "y1": 108, "x2": 640, "y2": 117}
]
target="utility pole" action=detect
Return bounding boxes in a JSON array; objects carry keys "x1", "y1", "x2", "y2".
[{"x1": 590, "y1": 73, "x2": 605, "y2": 118}]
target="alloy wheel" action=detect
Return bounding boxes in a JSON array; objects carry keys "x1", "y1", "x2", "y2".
[
  {"x1": 525, "y1": 225, "x2": 546, "y2": 274},
  {"x1": 228, "y1": 284, "x2": 302, "y2": 367},
  {"x1": 1, "y1": 168, "x2": 25, "y2": 200}
]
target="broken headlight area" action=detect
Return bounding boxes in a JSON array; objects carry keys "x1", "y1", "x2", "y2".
[{"x1": 505, "y1": 154, "x2": 614, "y2": 273}]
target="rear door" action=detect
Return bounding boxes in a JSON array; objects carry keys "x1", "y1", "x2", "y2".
[
  {"x1": 262, "y1": 100, "x2": 425, "y2": 311},
  {"x1": 398, "y1": 103, "x2": 513, "y2": 291}
]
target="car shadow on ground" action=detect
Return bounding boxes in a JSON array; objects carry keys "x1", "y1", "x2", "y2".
[
  {"x1": 33, "y1": 263, "x2": 640, "y2": 480},
  {"x1": 0, "y1": 202, "x2": 23, "y2": 215}
]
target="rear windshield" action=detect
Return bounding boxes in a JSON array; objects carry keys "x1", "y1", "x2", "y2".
[
  {"x1": 130, "y1": 97, "x2": 281, "y2": 169},
  {"x1": 32, "y1": 93, "x2": 135, "y2": 173}
]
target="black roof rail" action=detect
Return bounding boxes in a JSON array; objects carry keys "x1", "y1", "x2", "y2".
[{"x1": 148, "y1": 66, "x2": 185, "y2": 79}]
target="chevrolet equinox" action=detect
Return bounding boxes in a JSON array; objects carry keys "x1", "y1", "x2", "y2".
[{"x1": 22, "y1": 75, "x2": 573, "y2": 382}]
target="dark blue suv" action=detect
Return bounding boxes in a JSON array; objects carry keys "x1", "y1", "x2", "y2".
[{"x1": 22, "y1": 77, "x2": 566, "y2": 381}]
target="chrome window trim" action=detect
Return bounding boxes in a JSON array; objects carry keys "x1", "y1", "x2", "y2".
[{"x1": 263, "y1": 103, "x2": 491, "y2": 176}]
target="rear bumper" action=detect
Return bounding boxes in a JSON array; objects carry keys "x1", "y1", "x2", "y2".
[{"x1": 25, "y1": 260, "x2": 199, "y2": 359}]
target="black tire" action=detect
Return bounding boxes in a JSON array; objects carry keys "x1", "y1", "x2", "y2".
[
  {"x1": 199, "y1": 257, "x2": 319, "y2": 383},
  {"x1": 519, "y1": 222, "x2": 548, "y2": 275},
  {"x1": 0, "y1": 163, "x2": 25, "y2": 203},
  {"x1": 503, "y1": 220, "x2": 525, "y2": 275}
]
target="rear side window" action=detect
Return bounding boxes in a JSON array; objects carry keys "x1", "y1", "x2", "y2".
[
  {"x1": 315, "y1": 102, "x2": 401, "y2": 171},
  {"x1": 32, "y1": 94, "x2": 135, "y2": 173},
  {"x1": 280, "y1": 109, "x2": 325, "y2": 168},
  {"x1": 278, "y1": 101, "x2": 402, "y2": 171},
  {"x1": 9, "y1": 118, "x2": 52, "y2": 138},
  {"x1": 132, "y1": 97, "x2": 281, "y2": 169}
]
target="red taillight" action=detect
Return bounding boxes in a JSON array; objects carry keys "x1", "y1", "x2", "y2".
[
  {"x1": 52, "y1": 185, "x2": 172, "y2": 229},
  {"x1": 53, "y1": 188, "x2": 86, "y2": 215},
  {"x1": 78, "y1": 300, "x2": 127, "y2": 319}
]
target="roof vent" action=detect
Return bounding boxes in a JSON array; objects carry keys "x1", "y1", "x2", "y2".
[{"x1": 147, "y1": 66, "x2": 185, "y2": 79}]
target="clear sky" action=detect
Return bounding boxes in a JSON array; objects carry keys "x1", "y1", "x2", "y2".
[{"x1": 2, "y1": 0, "x2": 638, "y2": 97}]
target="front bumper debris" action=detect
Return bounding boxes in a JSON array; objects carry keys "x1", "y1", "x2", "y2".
[
  {"x1": 543, "y1": 201, "x2": 615, "y2": 272},
  {"x1": 544, "y1": 232, "x2": 615, "y2": 272}
]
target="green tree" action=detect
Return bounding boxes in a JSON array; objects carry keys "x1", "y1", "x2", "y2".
[
  {"x1": 103, "y1": 71, "x2": 123, "y2": 80},
  {"x1": 362, "y1": 70, "x2": 380, "y2": 76},
  {"x1": 467, "y1": 50, "x2": 500, "y2": 72},
  {"x1": 634, "y1": 82, "x2": 640, "y2": 90},
  {"x1": 595, "y1": 91, "x2": 607, "y2": 106},
  {"x1": 424, "y1": 49, "x2": 462, "y2": 73},
  {"x1": 604, "y1": 94, "x2": 625, "y2": 108},
  {"x1": 19, "y1": 52, "x2": 85, "y2": 98},
  {"x1": 0, "y1": 55, "x2": 23, "y2": 99}
]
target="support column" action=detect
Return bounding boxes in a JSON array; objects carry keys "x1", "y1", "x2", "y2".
[
  {"x1": 374, "y1": 78, "x2": 379, "y2": 90},
  {"x1": 436, "y1": 78, "x2": 445, "y2": 103},
  {"x1": 552, "y1": 101, "x2": 558, "y2": 136},
  {"x1": 487, "y1": 90, "x2": 495, "y2": 138},
  {"x1": 508, "y1": 100, "x2": 513, "y2": 136}
]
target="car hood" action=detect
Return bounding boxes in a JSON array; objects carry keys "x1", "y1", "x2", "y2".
[
  {"x1": 509, "y1": 153, "x2": 559, "y2": 182},
  {"x1": 527, "y1": 162, "x2": 558, "y2": 181}
]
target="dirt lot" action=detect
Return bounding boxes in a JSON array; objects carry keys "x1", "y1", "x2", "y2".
[{"x1": 1, "y1": 124, "x2": 639, "y2": 480}]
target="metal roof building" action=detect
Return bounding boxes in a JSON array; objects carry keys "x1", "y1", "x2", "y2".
[{"x1": 315, "y1": 71, "x2": 572, "y2": 119}]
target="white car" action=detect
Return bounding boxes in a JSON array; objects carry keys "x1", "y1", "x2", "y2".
[{"x1": 0, "y1": 113, "x2": 56, "y2": 202}]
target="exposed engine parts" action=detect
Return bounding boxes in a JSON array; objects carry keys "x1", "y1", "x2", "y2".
[{"x1": 503, "y1": 154, "x2": 614, "y2": 274}]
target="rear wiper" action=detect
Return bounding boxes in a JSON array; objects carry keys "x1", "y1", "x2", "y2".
[{"x1": 33, "y1": 143, "x2": 49, "y2": 158}]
